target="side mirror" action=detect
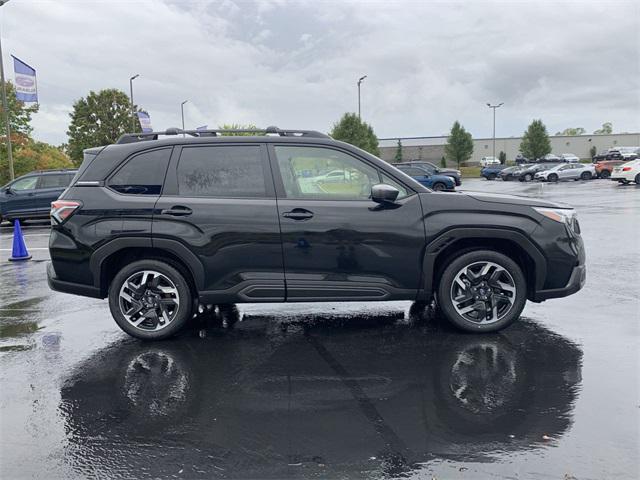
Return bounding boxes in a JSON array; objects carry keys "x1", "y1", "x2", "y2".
[
  {"x1": 371, "y1": 184, "x2": 399, "y2": 204},
  {"x1": 4, "y1": 187, "x2": 14, "y2": 195}
]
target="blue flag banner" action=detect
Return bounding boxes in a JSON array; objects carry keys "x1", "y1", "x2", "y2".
[
  {"x1": 12, "y1": 56, "x2": 38, "y2": 103},
  {"x1": 196, "y1": 125, "x2": 208, "y2": 131},
  {"x1": 137, "y1": 112, "x2": 152, "y2": 132}
]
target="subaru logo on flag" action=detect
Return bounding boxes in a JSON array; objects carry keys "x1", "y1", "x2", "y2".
[
  {"x1": 137, "y1": 112, "x2": 153, "y2": 133},
  {"x1": 12, "y1": 56, "x2": 38, "y2": 103}
]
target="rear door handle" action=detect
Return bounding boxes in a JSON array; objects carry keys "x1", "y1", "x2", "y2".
[
  {"x1": 282, "y1": 208, "x2": 314, "y2": 220},
  {"x1": 161, "y1": 205, "x2": 193, "y2": 216}
]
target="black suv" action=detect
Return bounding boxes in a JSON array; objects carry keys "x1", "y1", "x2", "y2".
[
  {"x1": 1, "y1": 169, "x2": 77, "y2": 224},
  {"x1": 47, "y1": 127, "x2": 585, "y2": 340}
]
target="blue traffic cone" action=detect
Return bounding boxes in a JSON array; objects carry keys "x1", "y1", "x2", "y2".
[{"x1": 9, "y1": 220, "x2": 32, "y2": 262}]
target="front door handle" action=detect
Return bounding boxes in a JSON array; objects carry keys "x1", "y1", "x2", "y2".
[
  {"x1": 161, "y1": 205, "x2": 193, "y2": 216},
  {"x1": 283, "y1": 208, "x2": 314, "y2": 220}
]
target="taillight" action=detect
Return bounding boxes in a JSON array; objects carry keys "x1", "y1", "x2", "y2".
[
  {"x1": 51, "y1": 200, "x2": 82, "y2": 224},
  {"x1": 622, "y1": 167, "x2": 632, "y2": 171}
]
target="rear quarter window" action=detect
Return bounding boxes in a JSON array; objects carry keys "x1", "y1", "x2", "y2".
[{"x1": 108, "y1": 148, "x2": 171, "y2": 195}]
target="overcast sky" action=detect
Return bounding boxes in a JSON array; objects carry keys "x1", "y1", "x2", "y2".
[{"x1": 2, "y1": 0, "x2": 639, "y2": 146}]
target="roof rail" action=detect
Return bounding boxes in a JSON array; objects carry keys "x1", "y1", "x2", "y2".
[{"x1": 115, "y1": 126, "x2": 329, "y2": 144}]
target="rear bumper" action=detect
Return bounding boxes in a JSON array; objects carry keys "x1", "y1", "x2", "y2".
[
  {"x1": 47, "y1": 262, "x2": 103, "y2": 299},
  {"x1": 532, "y1": 264, "x2": 586, "y2": 302}
]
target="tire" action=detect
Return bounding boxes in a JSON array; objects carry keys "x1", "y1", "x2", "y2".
[
  {"x1": 523, "y1": 173, "x2": 533, "y2": 182},
  {"x1": 432, "y1": 182, "x2": 446, "y2": 191},
  {"x1": 487, "y1": 173, "x2": 496, "y2": 181},
  {"x1": 635, "y1": 174, "x2": 640, "y2": 185},
  {"x1": 108, "y1": 259, "x2": 193, "y2": 340},
  {"x1": 547, "y1": 173, "x2": 558, "y2": 182},
  {"x1": 437, "y1": 250, "x2": 527, "y2": 333},
  {"x1": 580, "y1": 171, "x2": 591, "y2": 180},
  {"x1": 599, "y1": 170, "x2": 610, "y2": 179}
]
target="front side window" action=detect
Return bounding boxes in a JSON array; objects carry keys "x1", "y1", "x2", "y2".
[
  {"x1": 177, "y1": 146, "x2": 266, "y2": 198},
  {"x1": 10, "y1": 176, "x2": 38, "y2": 191},
  {"x1": 109, "y1": 149, "x2": 171, "y2": 195},
  {"x1": 274, "y1": 146, "x2": 380, "y2": 200}
]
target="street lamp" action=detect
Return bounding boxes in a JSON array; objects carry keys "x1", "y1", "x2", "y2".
[
  {"x1": 181, "y1": 100, "x2": 188, "y2": 136},
  {"x1": 486, "y1": 102, "x2": 504, "y2": 162},
  {"x1": 357, "y1": 75, "x2": 367, "y2": 119},
  {"x1": 129, "y1": 74, "x2": 139, "y2": 131}
]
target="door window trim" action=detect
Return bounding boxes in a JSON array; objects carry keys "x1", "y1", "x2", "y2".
[{"x1": 267, "y1": 143, "x2": 415, "y2": 201}]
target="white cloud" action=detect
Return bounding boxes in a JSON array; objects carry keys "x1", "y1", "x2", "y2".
[{"x1": 1, "y1": 0, "x2": 638, "y2": 146}]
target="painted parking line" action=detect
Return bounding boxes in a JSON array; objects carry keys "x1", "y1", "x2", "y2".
[{"x1": 0, "y1": 247, "x2": 49, "y2": 251}]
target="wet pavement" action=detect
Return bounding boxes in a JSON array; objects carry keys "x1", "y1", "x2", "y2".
[{"x1": 0, "y1": 179, "x2": 638, "y2": 479}]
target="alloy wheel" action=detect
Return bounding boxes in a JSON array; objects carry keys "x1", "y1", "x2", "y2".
[
  {"x1": 118, "y1": 270, "x2": 180, "y2": 331},
  {"x1": 450, "y1": 261, "x2": 517, "y2": 325}
]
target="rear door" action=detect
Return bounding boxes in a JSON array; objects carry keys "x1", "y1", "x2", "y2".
[
  {"x1": 35, "y1": 173, "x2": 73, "y2": 214},
  {"x1": 270, "y1": 144, "x2": 425, "y2": 302},
  {"x1": 154, "y1": 143, "x2": 284, "y2": 302}
]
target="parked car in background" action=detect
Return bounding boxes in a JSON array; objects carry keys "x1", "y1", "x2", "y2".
[
  {"x1": 480, "y1": 156, "x2": 501, "y2": 167},
  {"x1": 316, "y1": 169, "x2": 347, "y2": 183},
  {"x1": 0, "y1": 169, "x2": 77, "y2": 224},
  {"x1": 560, "y1": 153, "x2": 580, "y2": 163},
  {"x1": 517, "y1": 163, "x2": 558, "y2": 182},
  {"x1": 397, "y1": 161, "x2": 462, "y2": 186},
  {"x1": 514, "y1": 154, "x2": 529, "y2": 165},
  {"x1": 394, "y1": 165, "x2": 456, "y2": 191},
  {"x1": 592, "y1": 149, "x2": 623, "y2": 163},
  {"x1": 610, "y1": 159, "x2": 640, "y2": 185},
  {"x1": 617, "y1": 146, "x2": 640, "y2": 160},
  {"x1": 595, "y1": 159, "x2": 626, "y2": 179},
  {"x1": 538, "y1": 154, "x2": 562, "y2": 163},
  {"x1": 534, "y1": 163, "x2": 595, "y2": 182},
  {"x1": 480, "y1": 164, "x2": 508, "y2": 180},
  {"x1": 499, "y1": 165, "x2": 527, "y2": 181}
]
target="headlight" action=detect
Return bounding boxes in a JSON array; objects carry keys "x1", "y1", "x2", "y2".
[{"x1": 533, "y1": 207, "x2": 580, "y2": 233}]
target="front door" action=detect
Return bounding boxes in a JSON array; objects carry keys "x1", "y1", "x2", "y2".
[
  {"x1": 3, "y1": 175, "x2": 40, "y2": 217},
  {"x1": 270, "y1": 144, "x2": 426, "y2": 301},
  {"x1": 154, "y1": 143, "x2": 285, "y2": 302}
]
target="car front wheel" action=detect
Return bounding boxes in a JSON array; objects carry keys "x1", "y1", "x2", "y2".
[
  {"x1": 109, "y1": 260, "x2": 193, "y2": 340},
  {"x1": 432, "y1": 182, "x2": 446, "y2": 191},
  {"x1": 580, "y1": 172, "x2": 592, "y2": 180},
  {"x1": 600, "y1": 170, "x2": 611, "y2": 179},
  {"x1": 523, "y1": 173, "x2": 533, "y2": 182},
  {"x1": 437, "y1": 250, "x2": 527, "y2": 333}
]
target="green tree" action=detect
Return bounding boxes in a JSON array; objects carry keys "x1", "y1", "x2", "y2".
[
  {"x1": 0, "y1": 138, "x2": 73, "y2": 185},
  {"x1": 393, "y1": 139, "x2": 403, "y2": 162},
  {"x1": 499, "y1": 151, "x2": 507, "y2": 164},
  {"x1": 217, "y1": 123, "x2": 261, "y2": 136},
  {"x1": 66, "y1": 89, "x2": 139, "y2": 165},
  {"x1": 555, "y1": 127, "x2": 586, "y2": 136},
  {"x1": 589, "y1": 145, "x2": 597, "y2": 159},
  {"x1": 440, "y1": 156, "x2": 446, "y2": 168},
  {"x1": 593, "y1": 122, "x2": 613, "y2": 134},
  {"x1": 520, "y1": 119, "x2": 551, "y2": 160},
  {"x1": 330, "y1": 113, "x2": 379, "y2": 156},
  {"x1": 444, "y1": 121, "x2": 473, "y2": 168},
  {"x1": 0, "y1": 81, "x2": 39, "y2": 138}
]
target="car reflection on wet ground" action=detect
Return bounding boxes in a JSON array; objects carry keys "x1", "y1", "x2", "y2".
[{"x1": 0, "y1": 179, "x2": 638, "y2": 479}]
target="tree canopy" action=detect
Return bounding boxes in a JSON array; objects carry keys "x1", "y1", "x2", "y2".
[
  {"x1": 593, "y1": 122, "x2": 613, "y2": 134},
  {"x1": 555, "y1": 127, "x2": 586, "y2": 136},
  {"x1": 394, "y1": 139, "x2": 403, "y2": 162},
  {"x1": 444, "y1": 121, "x2": 473, "y2": 168},
  {"x1": 66, "y1": 89, "x2": 139, "y2": 165},
  {"x1": 217, "y1": 123, "x2": 261, "y2": 136},
  {"x1": 520, "y1": 119, "x2": 551, "y2": 160},
  {"x1": 1, "y1": 138, "x2": 73, "y2": 185},
  {"x1": 330, "y1": 113, "x2": 380, "y2": 156}
]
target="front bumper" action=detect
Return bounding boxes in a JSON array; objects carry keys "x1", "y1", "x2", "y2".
[
  {"x1": 532, "y1": 264, "x2": 586, "y2": 302},
  {"x1": 47, "y1": 262, "x2": 103, "y2": 299}
]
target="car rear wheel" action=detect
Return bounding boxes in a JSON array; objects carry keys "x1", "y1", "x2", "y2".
[
  {"x1": 432, "y1": 182, "x2": 446, "y2": 191},
  {"x1": 109, "y1": 260, "x2": 193, "y2": 340},
  {"x1": 487, "y1": 173, "x2": 496, "y2": 181},
  {"x1": 523, "y1": 173, "x2": 533, "y2": 182},
  {"x1": 600, "y1": 170, "x2": 611, "y2": 179},
  {"x1": 437, "y1": 250, "x2": 527, "y2": 333},
  {"x1": 547, "y1": 173, "x2": 558, "y2": 182},
  {"x1": 580, "y1": 172, "x2": 591, "y2": 180}
]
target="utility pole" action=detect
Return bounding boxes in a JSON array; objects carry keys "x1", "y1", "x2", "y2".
[
  {"x1": 357, "y1": 75, "x2": 367, "y2": 119},
  {"x1": 181, "y1": 100, "x2": 188, "y2": 137},
  {"x1": 486, "y1": 102, "x2": 503, "y2": 162},
  {"x1": 129, "y1": 74, "x2": 139, "y2": 132},
  {"x1": 0, "y1": 0, "x2": 15, "y2": 180}
]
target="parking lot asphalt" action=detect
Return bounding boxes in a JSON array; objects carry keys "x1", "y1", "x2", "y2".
[{"x1": 0, "y1": 179, "x2": 638, "y2": 479}]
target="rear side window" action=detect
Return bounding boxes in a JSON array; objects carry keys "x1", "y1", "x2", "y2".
[
  {"x1": 176, "y1": 146, "x2": 266, "y2": 197},
  {"x1": 38, "y1": 174, "x2": 71, "y2": 189},
  {"x1": 108, "y1": 149, "x2": 171, "y2": 195}
]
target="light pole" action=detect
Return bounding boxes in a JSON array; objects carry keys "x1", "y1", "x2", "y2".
[
  {"x1": 181, "y1": 100, "x2": 188, "y2": 136},
  {"x1": 357, "y1": 75, "x2": 367, "y2": 119},
  {"x1": 129, "y1": 74, "x2": 139, "y2": 132},
  {"x1": 0, "y1": 0, "x2": 15, "y2": 180},
  {"x1": 486, "y1": 102, "x2": 503, "y2": 162}
]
